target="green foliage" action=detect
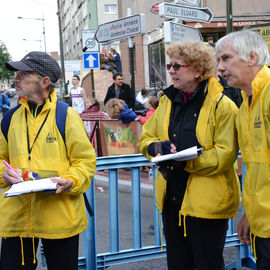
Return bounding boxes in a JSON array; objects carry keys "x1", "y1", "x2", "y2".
[
  {"x1": 0, "y1": 43, "x2": 14, "y2": 82},
  {"x1": 122, "y1": 127, "x2": 136, "y2": 145}
]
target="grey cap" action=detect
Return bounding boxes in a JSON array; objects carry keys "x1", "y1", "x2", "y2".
[{"x1": 5, "y1": 51, "x2": 61, "y2": 83}]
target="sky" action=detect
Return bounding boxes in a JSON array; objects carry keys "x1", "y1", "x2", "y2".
[{"x1": 1, "y1": 0, "x2": 59, "y2": 60}]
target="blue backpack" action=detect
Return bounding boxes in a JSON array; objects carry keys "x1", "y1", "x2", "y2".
[{"x1": 1, "y1": 101, "x2": 93, "y2": 216}]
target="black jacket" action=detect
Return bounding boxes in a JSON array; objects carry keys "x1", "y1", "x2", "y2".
[
  {"x1": 161, "y1": 82, "x2": 207, "y2": 206},
  {"x1": 104, "y1": 83, "x2": 134, "y2": 108},
  {"x1": 219, "y1": 75, "x2": 242, "y2": 108}
]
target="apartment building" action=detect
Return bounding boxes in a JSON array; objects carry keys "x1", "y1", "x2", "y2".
[{"x1": 60, "y1": 0, "x2": 118, "y2": 60}]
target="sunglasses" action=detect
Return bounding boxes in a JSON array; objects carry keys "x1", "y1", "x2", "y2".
[{"x1": 166, "y1": 63, "x2": 189, "y2": 71}]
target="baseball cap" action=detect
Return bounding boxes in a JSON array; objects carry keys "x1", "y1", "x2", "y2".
[{"x1": 5, "y1": 51, "x2": 61, "y2": 83}]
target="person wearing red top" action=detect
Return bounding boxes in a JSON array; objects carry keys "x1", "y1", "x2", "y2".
[{"x1": 138, "y1": 96, "x2": 159, "y2": 124}]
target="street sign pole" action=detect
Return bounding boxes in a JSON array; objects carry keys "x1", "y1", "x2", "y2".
[
  {"x1": 127, "y1": 8, "x2": 135, "y2": 110},
  {"x1": 226, "y1": 0, "x2": 233, "y2": 33}
]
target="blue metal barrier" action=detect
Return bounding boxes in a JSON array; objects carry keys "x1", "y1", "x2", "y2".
[
  {"x1": 79, "y1": 155, "x2": 256, "y2": 270},
  {"x1": 41, "y1": 154, "x2": 257, "y2": 269}
]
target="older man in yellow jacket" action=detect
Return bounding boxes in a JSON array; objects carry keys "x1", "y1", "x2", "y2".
[
  {"x1": 217, "y1": 30, "x2": 270, "y2": 269},
  {"x1": 0, "y1": 51, "x2": 96, "y2": 270}
]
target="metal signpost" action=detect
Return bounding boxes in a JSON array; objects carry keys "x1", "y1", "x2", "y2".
[
  {"x1": 94, "y1": 14, "x2": 145, "y2": 43},
  {"x1": 163, "y1": 21, "x2": 203, "y2": 43},
  {"x1": 159, "y1": 2, "x2": 213, "y2": 23}
]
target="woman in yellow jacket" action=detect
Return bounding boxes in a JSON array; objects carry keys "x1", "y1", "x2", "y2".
[{"x1": 138, "y1": 41, "x2": 240, "y2": 270}]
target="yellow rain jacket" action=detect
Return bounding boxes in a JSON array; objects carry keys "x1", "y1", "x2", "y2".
[
  {"x1": 138, "y1": 77, "x2": 240, "y2": 219},
  {"x1": 0, "y1": 90, "x2": 96, "y2": 239},
  {"x1": 237, "y1": 65, "x2": 270, "y2": 238}
]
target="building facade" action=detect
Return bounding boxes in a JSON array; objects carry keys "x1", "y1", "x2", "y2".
[
  {"x1": 60, "y1": 0, "x2": 118, "y2": 60},
  {"x1": 116, "y1": 0, "x2": 270, "y2": 90}
]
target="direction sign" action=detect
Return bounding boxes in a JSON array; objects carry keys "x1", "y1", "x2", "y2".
[
  {"x1": 82, "y1": 30, "x2": 99, "y2": 52},
  {"x1": 95, "y1": 14, "x2": 146, "y2": 43},
  {"x1": 83, "y1": 53, "x2": 100, "y2": 69},
  {"x1": 159, "y1": 2, "x2": 213, "y2": 23},
  {"x1": 164, "y1": 21, "x2": 202, "y2": 43}
]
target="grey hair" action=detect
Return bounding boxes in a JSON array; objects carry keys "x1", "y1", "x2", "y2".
[{"x1": 216, "y1": 30, "x2": 270, "y2": 65}]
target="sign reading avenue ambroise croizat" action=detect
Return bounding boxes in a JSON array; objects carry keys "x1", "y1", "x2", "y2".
[{"x1": 95, "y1": 14, "x2": 146, "y2": 43}]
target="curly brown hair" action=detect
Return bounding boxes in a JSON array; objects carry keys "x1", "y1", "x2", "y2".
[
  {"x1": 106, "y1": 98, "x2": 125, "y2": 119},
  {"x1": 167, "y1": 41, "x2": 217, "y2": 82}
]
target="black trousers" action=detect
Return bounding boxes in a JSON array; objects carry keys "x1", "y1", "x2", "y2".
[
  {"x1": 162, "y1": 199, "x2": 228, "y2": 270},
  {"x1": 255, "y1": 236, "x2": 270, "y2": 270},
  {"x1": 0, "y1": 234, "x2": 79, "y2": 270}
]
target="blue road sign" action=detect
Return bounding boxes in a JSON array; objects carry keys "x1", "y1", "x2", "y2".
[{"x1": 83, "y1": 52, "x2": 100, "y2": 69}]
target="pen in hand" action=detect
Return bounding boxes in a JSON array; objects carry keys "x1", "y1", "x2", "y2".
[{"x1": 3, "y1": 161, "x2": 24, "y2": 182}]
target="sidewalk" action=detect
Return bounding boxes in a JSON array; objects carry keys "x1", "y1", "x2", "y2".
[{"x1": 95, "y1": 169, "x2": 154, "y2": 197}]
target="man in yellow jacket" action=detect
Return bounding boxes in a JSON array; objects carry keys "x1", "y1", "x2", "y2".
[
  {"x1": 0, "y1": 51, "x2": 96, "y2": 269},
  {"x1": 217, "y1": 30, "x2": 270, "y2": 269}
]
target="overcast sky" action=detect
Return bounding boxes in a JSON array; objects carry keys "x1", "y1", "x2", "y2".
[{"x1": 1, "y1": 0, "x2": 59, "y2": 60}]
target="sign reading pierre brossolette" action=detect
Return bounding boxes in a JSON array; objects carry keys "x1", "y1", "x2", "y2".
[
  {"x1": 95, "y1": 14, "x2": 146, "y2": 43},
  {"x1": 164, "y1": 21, "x2": 203, "y2": 43},
  {"x1": 159, "y1": 2, "x2": 213, "y2": 23}
]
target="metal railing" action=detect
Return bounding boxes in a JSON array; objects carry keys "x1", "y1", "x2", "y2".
[{"x1": 78, "y1": 155, "x2": 257, "y2": 270}]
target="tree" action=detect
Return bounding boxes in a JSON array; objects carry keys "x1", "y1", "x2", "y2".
[{"x1": 0, "y1": 42, "x2": 14, "y2": 83}]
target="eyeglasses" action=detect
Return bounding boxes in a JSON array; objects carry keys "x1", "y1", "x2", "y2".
[
  {"x1": 15, "y1": 71, "x2": 42, "y2": 80},
  {"x1": 166, "y1": 63, "x2": 189, "y2": 71}
]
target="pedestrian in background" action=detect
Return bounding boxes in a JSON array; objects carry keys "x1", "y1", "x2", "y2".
[
  {"x1": 0, "y1": 89, "x2": 10, "y2": 116},
  {"x1": 1, "y1": 51, "x2": 96, "y2": 270},
  {"x1": 104, "y1": 73, "x2": 134, "y2": 109},
  {"x1": 138, "y1": 41, "x2": 240, "y2": 270},
  {"x1": 106, "y1": 98, "x2": 138, "y2": 124},
  {"x1": 137, "y1": 96, "x2": 159, "y2": 124},
  {"x1": 110, "y1": 48, "x2": 122, "y2": 73},
  {"x1": 70, "y1": 75, "x2": 87, "y2": 114},
  {"x1": 216, "y1": 30, "x2": 270, "y2": 270}
]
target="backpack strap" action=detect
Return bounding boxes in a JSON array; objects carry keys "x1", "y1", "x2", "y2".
[
  {"x1": 55, "y1": 100, "x2": 94, "y2": 217},
  {"x1": 1, "y1": 104, "x2": 21, "y2": 142},
  {"x1": 56, "y1": 100, "x2": 68, "y2": 143}
]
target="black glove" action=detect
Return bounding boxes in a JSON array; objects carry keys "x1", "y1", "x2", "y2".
[{"x1": 147, "y1": 141, "x2": 172, "y2": 157}]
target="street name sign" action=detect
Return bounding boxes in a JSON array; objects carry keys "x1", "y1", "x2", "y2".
[
  {"x1": 83, "y1": 53, "x2": 100, "y2": 69},
  {"x1": 95, "y1": 14, "x2": 146, "y2": 43},
  {"x1": 159, "y1": 2, "x2": 213, "y2": 23},
  {"x1": 164, "y1": 21, "x2": 202, "y2": 43},
  {"x1": 82, "y1": 30, "x2": 99, "y2": 52}
]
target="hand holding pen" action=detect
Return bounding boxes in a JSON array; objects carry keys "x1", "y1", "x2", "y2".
[{"x1": 2, "y1": 161, "x2": 23, "y2": 185}]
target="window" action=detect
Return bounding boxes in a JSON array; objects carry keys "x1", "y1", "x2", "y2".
[
  {"x1": 148, "y1": 40, "x2": 166, "y2": 89},
  {"x1": 104, "y1": 4, "x2": 117, "y2": 14}
]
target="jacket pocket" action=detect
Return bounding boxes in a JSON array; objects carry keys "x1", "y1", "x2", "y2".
[{"x1": 181, "y1": 173, "x2": 228, "y2": 218}]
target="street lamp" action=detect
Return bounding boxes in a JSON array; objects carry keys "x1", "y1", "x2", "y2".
[
  {"x1": 18, "y1": 16, "x2": 47, "y2": 52},
  {"x1": 22, "y1": 38, "x2": 42, "y2": 51}
]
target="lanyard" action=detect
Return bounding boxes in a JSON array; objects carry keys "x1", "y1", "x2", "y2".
[{"x1": 25, "y1": 108, "x2": 50, "y2": 161}]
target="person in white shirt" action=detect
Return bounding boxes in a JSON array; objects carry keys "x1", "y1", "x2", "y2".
[
  {"x1": 136, "y1": 89, "x2": 149, "y2": 109},
  {"x1": 70, "y1": 75, "x2": 87, "y2": 113}
]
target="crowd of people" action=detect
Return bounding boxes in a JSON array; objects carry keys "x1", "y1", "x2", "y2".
[{"x1": 0, "y1": 29, "x2": 270, "y2": 270}]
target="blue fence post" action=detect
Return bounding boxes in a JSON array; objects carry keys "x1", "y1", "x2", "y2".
[
  {"x1": 152, "y1": 166, "x2": 162, "y2": 246},
  {"x1": 131, "y1": 167, "x2": 142, "y2": 249},
  {"x1": 83, "y1": 177, "x2": 97, "y2": 270},
  {"x1": 109, "y1": 169, "x2": 120, "y2": 252}
]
